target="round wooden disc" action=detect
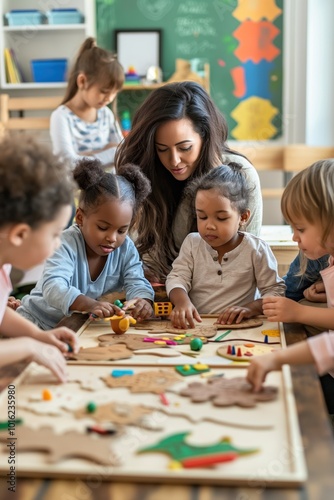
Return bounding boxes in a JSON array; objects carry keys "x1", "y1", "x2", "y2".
[
  {"x1": 215, "y1": 318, "x2": 263, "y2": 329},
  {"x1": 217, "y1": 343, "x2": 277, "y2": 361}
]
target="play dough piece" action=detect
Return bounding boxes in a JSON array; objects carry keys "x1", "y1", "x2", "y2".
[
  {"x1": 0, "y1": 426, "x2": 119, "y2": 465},
  {"x1": 70, "y1": 344, "x2": 133, "y2": 361},
  {"x1": 103, "y1": 369, "x2": 181, "y2": 394},
  {"x1": 74, "y1": 402, "x2": 160, "y2": 429},
  {"x1": 180, "y1": 376, "x2": 278, "y2": 407},
  {"x1": 215, "y1": 317, "x2": 263, "y2": 329}
]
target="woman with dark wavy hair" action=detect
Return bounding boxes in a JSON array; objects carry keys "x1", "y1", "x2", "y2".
[{"x1": 115, "y1": 81, "x2": 262, "y2": 282}]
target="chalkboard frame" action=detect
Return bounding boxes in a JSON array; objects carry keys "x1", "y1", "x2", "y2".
[{"x1": 114, "y1": 29, "x2": 162, "y2": 77}]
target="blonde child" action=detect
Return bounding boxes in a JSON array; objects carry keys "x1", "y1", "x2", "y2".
[
  {"x1": 247, "y1": 159, "x2": 334, "y2": 391},
  {"x1": 50, "y1": 37, "x2": 124, "y2": 168},
  {"x1": 166, "y1": 164, "x2": 285, "y2": 329},
  {"x1": 0, "y1": 134, "x2": 79, "y2": 382},
  {"x1": 17, "y1": 159, "x2": 154, "y2": 329}
]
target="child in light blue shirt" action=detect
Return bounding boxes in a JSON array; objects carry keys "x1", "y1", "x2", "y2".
[{"x1": 18, "y1": 159, "x2": 154, "y2": 329}]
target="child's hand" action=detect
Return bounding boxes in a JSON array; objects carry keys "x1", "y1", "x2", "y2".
[
  {"x1": 246, "y1": 353, "x2": 281, "y2": 392},
  {"x1": 37, "y1": 327, "x2": 79, "y2": 355},
  {"x1": 303, "y1": 281, "x2": 327, "y2": 303},
  {"x1": 217, "y1": 306, "x2": 253, "y2": 325},
  {"x1": 170, "y1": 303, "x2": 202, "y2": 329},
  {"x1": 262, "y1": 296, "x2": 301, "y2": 322},
  {"x1": 25, "y1": 337, "x2": 68, "y2": 383},
  {"x1": 7, "y1": 296, "x2": 21, "y2": 311},
  {"x1": 123, "y1": 298, "x2": 153, "y2": 321},
  {"x1": 90, "y1": 301, "x2": 124, "y2": 319}
]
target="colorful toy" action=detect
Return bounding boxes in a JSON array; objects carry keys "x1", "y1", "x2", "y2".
[
  {"x1": 108, "y1": 314, "x2": 136, "y2": 334},
  {"x1": 154, "y1": 302, "x2": 173, "y2": 317}
]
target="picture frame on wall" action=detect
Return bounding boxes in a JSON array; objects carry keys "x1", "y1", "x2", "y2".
[{"x1": 114, "y1": 29, "x2": 162, "y2": 77}]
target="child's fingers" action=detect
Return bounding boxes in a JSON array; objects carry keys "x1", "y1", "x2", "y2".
[{"x1": 194, "y1": 310, "x2": 202, "y2": 323}]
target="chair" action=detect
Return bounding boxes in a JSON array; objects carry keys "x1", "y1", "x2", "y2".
[
  {"x1": 0, "y1": 94, "x2": 62, "y2": 131},
  {"x1": 283, "y1": 144, "x2": 334, "y2": 172},
  {"x1": 236, "y1": 144, "x2": 334, "y2": 200},
  {"x1": 235, "y1": 145, "x2": 284, "y2": 199}
]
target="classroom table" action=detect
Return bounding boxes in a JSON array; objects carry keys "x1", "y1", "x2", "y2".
[{"x1": 1, "y1": 317, "x2": 334, "y2": 499}]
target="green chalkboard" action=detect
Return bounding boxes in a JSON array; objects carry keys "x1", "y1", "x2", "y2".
[{"x1": 96, "y1": 0, "x2": 283, "y2": 139}]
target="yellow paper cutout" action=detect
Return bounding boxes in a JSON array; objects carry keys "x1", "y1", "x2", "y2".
[
  {"x1": 233, "y1": 0, "x2": 282, "y2": 22},
  {"x1": 231, "y1": 97, "x2": 278, "y2": 140}
]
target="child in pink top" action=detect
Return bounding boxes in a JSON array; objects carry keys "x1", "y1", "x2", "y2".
[
  {"x1": 247, "y1": 159, "x2": 334, "y2": 391},
  {"x1": 0, "y1": 134, "x2": 79, "y2": 382}
]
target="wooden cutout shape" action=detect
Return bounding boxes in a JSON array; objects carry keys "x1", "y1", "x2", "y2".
[
  {"x1": 103, "y1": 369, "x2": 181, "y2": 394},
  {"x1": 69, "y1": 344, "x2": 133, "y2": 361},
  {"x1": 0, "y1": 426, "x2": 119, "y2": 465},
  {"x1": 68, "y1": 373, "x2": 107, "y2": 391},
  {"x1": 98, "y1": 333, "x2": 208, "y2": 349},
  {"x1": 214, "y1": 318, "x2": 263, "y2": 329},
  {"x1": 180, "y1": 377, "x2": 278, "y2": 407},
  {"x1": 74, "y1": 402, "x2": 161, "y2": 430},
  {"x1": 134, "y1": 348, "x2": 181, "y2": 358},
  {"x1": 135, "y1": 320, "x2": 171, "y2": 332},
  {"x1": 217, "y1": 343, "x2": 277, "y2": 361},
  {"x1": 135, "y1": 320, "x2": 218, "y2": 337}
]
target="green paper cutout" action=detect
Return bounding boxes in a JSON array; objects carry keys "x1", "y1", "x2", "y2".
[{"x1": 138, "y1": 431, "x2": 258, "y2": 462}]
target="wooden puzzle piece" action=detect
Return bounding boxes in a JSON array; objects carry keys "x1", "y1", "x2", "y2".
[
  {"x1": 179, "y1": 376, "x2": 277, "y2": 407},
  {"x1": 215, "y1": 318, "x2": 263, "y2": 329},
  {"x1": 134, "y1": 348, "x2": 181, "y2": 357},
  {"x1": 217, "y1": 343, "x2": 277, "y2": 361},
  {"x1": 138, "y1": 431, "x2": 258, "y2": 469},
  {"x1": 74, "y1": 402, "x2": 161, "y2": 430},
  {"x1": 103, "y1": 369, "x2": 181, "y2": 394},
  {"x1": 135, "y1": 321, "x2": 218, "y2": 338},
  {"x1": 135, "y1": 320, "x2": 172, "y2": 332},
  {"x1": 67, "y1": 373, "x2": 107, "y2": 391},
  {"x1": 69, "y1": 344, "x2": 133, "y2": 361},
  {"x1": 0, "y1": 426, "x2": 119, "y2": 465}
]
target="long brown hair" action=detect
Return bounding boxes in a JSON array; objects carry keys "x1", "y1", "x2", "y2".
[
  {"x1": 115, "y1": 81, "x2": 242, "y2": 281},
  {"x1": 62, "y1": 37, "x2": 124, "y2": 104}
]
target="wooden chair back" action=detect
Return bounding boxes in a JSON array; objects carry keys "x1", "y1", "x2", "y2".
[
  {"x1": 283, "y1": 144, "x2": 334, "y2": 172},
  {"x1": 0, "y1": 94, "x2": 62, "y2": 131}
]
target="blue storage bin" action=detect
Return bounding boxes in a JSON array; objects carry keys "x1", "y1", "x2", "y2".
[
  {"x1": 5, "y1": 9, "x2": 43, "y2": 26},
  {"x1": 46, "y1": 9, "x2": 83, "y2": 24},
  {"x1": 31, "y1": 59, "x2": 68, "y2": 83}
]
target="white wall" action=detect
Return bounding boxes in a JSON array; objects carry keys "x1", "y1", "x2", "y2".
[{"x1": 306, "y1": 0, "x2": 334, "y2": 145}]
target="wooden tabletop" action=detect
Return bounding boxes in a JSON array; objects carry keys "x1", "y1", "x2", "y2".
[{"x1": 1, "y1": 318, "x2": 334, "y2": 499}]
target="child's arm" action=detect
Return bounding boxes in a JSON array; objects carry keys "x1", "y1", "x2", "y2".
[
  {"x1": 0, "y1": 337, "x2": 68, "y2": 383},
  {"x1": 1, "y1": 307, "x2": 79, "y2": 354},
  {"x1": 217, "y1": 299, "x2": 263, "y2": 325},
  {"x1": 263, "y1": 296, "x2": 334, "y2": 329},
  {"x1": 246, "y1": 341, "x2": 315, "y2": 392},
  {"x1": 169, "y1": 287, "x2": 202, "y2": 329}
]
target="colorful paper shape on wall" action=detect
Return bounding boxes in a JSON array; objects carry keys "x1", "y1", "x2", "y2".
[
  {"x1": 233, "y1": 21, "x2": 280, "y2": 63},
  {"x1": 233, "y1": 0, "x2": 282, "y2": 22},
  {"x1": 231, "y1": 96, "x2": 278, "y2": 140}
]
